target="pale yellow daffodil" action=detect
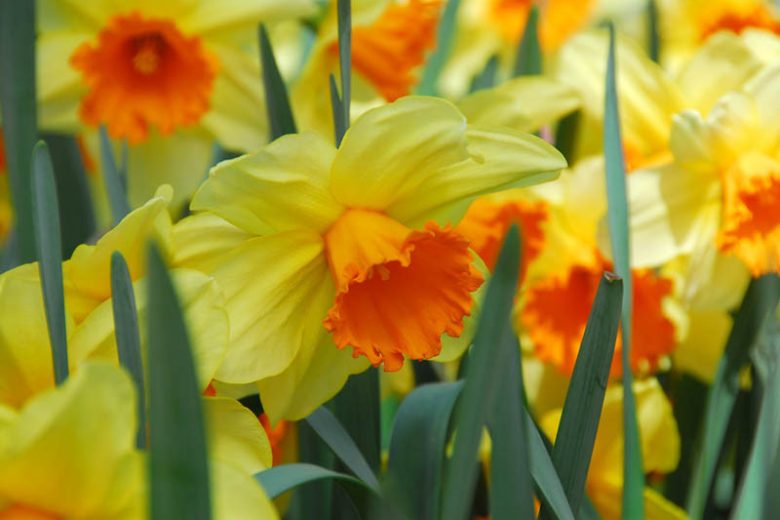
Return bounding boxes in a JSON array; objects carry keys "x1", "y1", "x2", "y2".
[
  {"x1": 37, "y1": 0, "x2": 318, "y2": 210},
  {"x1": 173, "y1": 96, "x2": 566, "y2": 422}
]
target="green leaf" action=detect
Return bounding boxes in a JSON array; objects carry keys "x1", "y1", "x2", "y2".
[
  {"x1": 538, "y1": 273, "x2": 623, "y2": 519},
  {"x1": 258, "y1": 24, "x2": 297, "y2": 141},
  {"x1": 99, "y1": 125, "x2": 131, "y2": 225},
  {"x1": 513, "y1": 5, "x2": 542, "y2": 77},
  {"x1": 147, "y1": 242, "x2": 211, "y2": 519},
  {"x1": 110, "y1": 251, "x2": 146, "y2": 450},
  {"x1": 469, "y1": 55, "x2": 499, "y2": 93},
  {"x1": 386, "y1": 381, "x2": 463, "y2": 519},
  {"x1": 255, "y1": 463, "x2": 375, "y2": 501},
  {"x1": 555, "y1": 110, "x2": 580, "y2": 164},
  {"x1": 731, "y1": 327, "x2": 780, "y2": 519},
  {"x1": 603, "y1": 24, "x2": 644, "y2": 519},
  {"x1": 336, "y1": 0, "x2": 351, "y2": 130},
  {"x1": 306, "y1": 406, "x2": 380, "y2": 490},
  {"x1": 527, "y1": 417, "x2": 575, "y2": 520},
  {"x1": 329, "y1": 74, "x2": 347, "y2": 147},
  {"x1": 290, "y1": 422, "x2": 336, "y2": 520},
  {"x1": 417, "y1": 0, "x2": 462, "y2": 96},
  {"x1": 41, "y1": 133, "x2": 97, "y2": 257},
  {"x1": 329, "y1": 368, "x2": 381, "y2": 474},
  {"x1": 647, "y1": 0, "x2": 660, "y2": 63},
  {"x1": 31, "y1": 141, "x2": 68, "y2": 386},
  {"x1": 487, "y1": 336, "x2": 534, "y2": 520},
  {"x1": 440, "y1": 226, "x2": 522, "y2": 520},
  {"x1": 687, "y1": 275, "x2": 780, "y2": 519},
  {"x1": 329, "y1": 0, "x2": 352, "y2": 146},
  {"x1": 0, "y1": 0, "x2": 37, "y2": 263}
]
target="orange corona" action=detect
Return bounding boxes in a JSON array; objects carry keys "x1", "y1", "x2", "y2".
[
  {"x1": 70, "y1": 12, "x2": 218, "y2": 143},
  {"x1": 323, "y1": 209, "x2": 483, "y2": 371},
  {"x1": 340, "y1": 0, "x2": 442, "y2": 101},
  {"x1": 521, "y1": 258, "x2": 676, "y2": 377}
]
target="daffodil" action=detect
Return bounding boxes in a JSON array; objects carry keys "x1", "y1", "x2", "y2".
[
  {"x1": 656, "y1": 0, "x2": 780, "y2": 69},
  {"x1": 439, "y1": 0, "x2": 596, "y2": 98},
  {"x1": 0, "y1": 361, "x2": 280, "y2": 519},
  {"x1": 539, "y1": 378, "x2": 685, "y2": 519},
  {"x1": 458, "y1": 157, "x2": 686, "y2": 378},
  {"x1": 293, "y1": 0, "x2": 443, "y2": 137},
  {"x1": 37, "y1": 0, "x2": 318, "y2": 209},
  {"x1": 173, "y1": 96, "x2": 566, "y2": 421}
]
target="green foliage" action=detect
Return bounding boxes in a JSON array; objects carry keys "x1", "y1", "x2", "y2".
[
  {"x1": 31, "y1": 141, "x2": 69, "y2": 386},
  {"x1": 259, "y1": 24, "x2": 298, "y2": 141},
  {"x1": 147, "y1": 243, "x2": 211, "y2": 519}
]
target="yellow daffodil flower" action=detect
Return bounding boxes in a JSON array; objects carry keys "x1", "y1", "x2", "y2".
[
  {"x1": 173, "y1": 96, "x2": 565, "y2": 421},
  {"x1": 293, "y1": 0, "x2": 443, "y2": 137},
  {"x1": 0, "y1": 362, "x2": 279, "y2": 519},
  {"x1": 440, "y1": 0, "x2": 596, "y2": 98},
  {"x1": 540, "y1": 378, "x2": 685, "y2": 519},
  {"x1": 37, "y1": 0, "x2": 318, "y2": 209},
  {"x1": 458, "y1": 157, "x2": 686, "y2": 379},
  {"x1": 0, "y1": 362, "x2": 143, "y2": 519}
]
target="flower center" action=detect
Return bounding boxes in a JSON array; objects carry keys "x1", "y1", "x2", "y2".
[
  {"x1": 0, "y1": 504, "x2": 60, "y2": 520},
  {"x1": 717, "y1": 152, "x2": 780, "y2": 275},
  {"x1": 337, "y1": 0, "x2": 442, "y2": 101},
  {"x1": 69, "y1": 12, "x2": 219, "y2": 143},
  {"x1": 520, "y1": 258, "x2": 676, "y2": 376},
  {"x1": 455, "y1": 196, "x2": 547, "y2": 282},
  {"x1": 700, "y1": 5, "x2": 780, "y2": 40},
  {"x1": 323, "y1": 209, "x2": 483, "y2": 371}
]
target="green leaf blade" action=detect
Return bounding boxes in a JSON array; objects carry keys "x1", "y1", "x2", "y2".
[
  {"x1": 258, "y1": 24, "x2": 297, "y2": 141},
  {"x1": 110, "y1": 251, "x2": 146, "y2": 450},
  {"x1": 0, "y1": 0, "x2": 38, "y2": 263},
  {"x1": 603, "y1": 24, "x2": 644, "y2": 519},
  {"x1": 306, "y1": 405, "x2": 380, "y2": 490},
  {"x1": 417, "y1": 0, "x2": 462, "y2": 96},
  {"x1": 513, "y1": 5, "x2": 542, "y2": 77},
  {"x1": 255, "y1": 463, "x2": 375, "y2": 501},
  {"x1": 98, "y1": 126, "x2": 131, "y2": 225},
  {"x1": 147, "y1": 243, "x2": 211, "y2": 519},
  {"x1": 539, "y1": 273, "x2": 623, "y2": 518},
  {"x1": 31, "y1": 141, "x2": 68, "y2": 386},
  {"x1": 386, "y1": 381, "x2": 463, "y2": 520},
  {"x1": 440, "y1": 226, "x2": 522, "y2": 520}
]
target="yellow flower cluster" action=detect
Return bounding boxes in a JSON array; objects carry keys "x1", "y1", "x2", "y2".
[{"x1": 1, "y1": 0, "x2": 779, "y2": 518}]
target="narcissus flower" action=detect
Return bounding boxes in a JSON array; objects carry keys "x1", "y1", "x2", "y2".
[
  {"x1": 37, "y1": 0, "x2": 318, "y2": 208},
  {"x1": 630, "y1": 63, "x2": 780, "y2": 277},
  {"x1": 174, "y1": 96, "x2": 565, "y2": 421},
  {"x1": 0, "y1": 130, "x2": 11, "y2": 244}
]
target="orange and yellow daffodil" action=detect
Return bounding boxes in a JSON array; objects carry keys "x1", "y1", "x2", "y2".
[{"x1": 173, "y1": 96, "x2": 566, "y2": 421}]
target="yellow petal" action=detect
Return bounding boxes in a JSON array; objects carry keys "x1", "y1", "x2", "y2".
[
  {"x1": 0, "y1": 362, "x2": 140, "y2": 518},
  {"x1": 388, "y1": 125, "x2": 565, "y2": 228},
  {"x1": 204, "y1": 396, "x2": 272, "y2": 474},
  {"x1": 182, "y1": 0, "x2": 318, "y2": 34},
  {"x1": 200, "y1": 42, "x2": 266, "y2": 152},
  {"x1": 552, "y1": 30, "x2": 682, "y2": 158},
  {"x1": 675, "y1": 32, "x2": 762, "y2": 113},
  {"x1": 330, "y1": 97, "x2": 472, "y2": 212},
  {"x1": 457, "y1": 76, "x2": 580, "y2": 132},
  {"x1": 172, "y1": 213, "x2": 252, "y2": 273},
  {"x1": 125, "y1": 130, "x2": 214, "y2": 212},
  {"x1": 744, "y1": 61, "x2": 780, "y2": 149},
  {"x1": 36, "y1": 0, "x2": 111, "y2": 30},
  {"x1": 69, "y1": 268, "x2": 228, "y2": 392},
  {"x1": 674, "y1": 309, "x2": 732, "y2": 384},
  {"x1": 208, "y1": 230, "x2": 335, "y2": 383},
  {"x1": 0, "y1": 264, "x2": 75, "y2": 409},
  {"x1": 64, "y1": 191, "x2": 173, "y2": 322},
  {"x1": 644, "y1": 487, "x2": 688, "y2": 520},
  {"x1": 621, "y1": 164, "x2": 720, "y2": 268},
  {"x1": 257, "y1": 331, "x2": 369, "y2": 423},
  {"x1": 36, "y1": 33, "x2": 85, "y2": 133},
  {"x1": 212, "y1": 462, "x2": 279, "y2": 520},
  {"x1": 191, "y1": 132, "x2": 342, "y2": 235}
]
